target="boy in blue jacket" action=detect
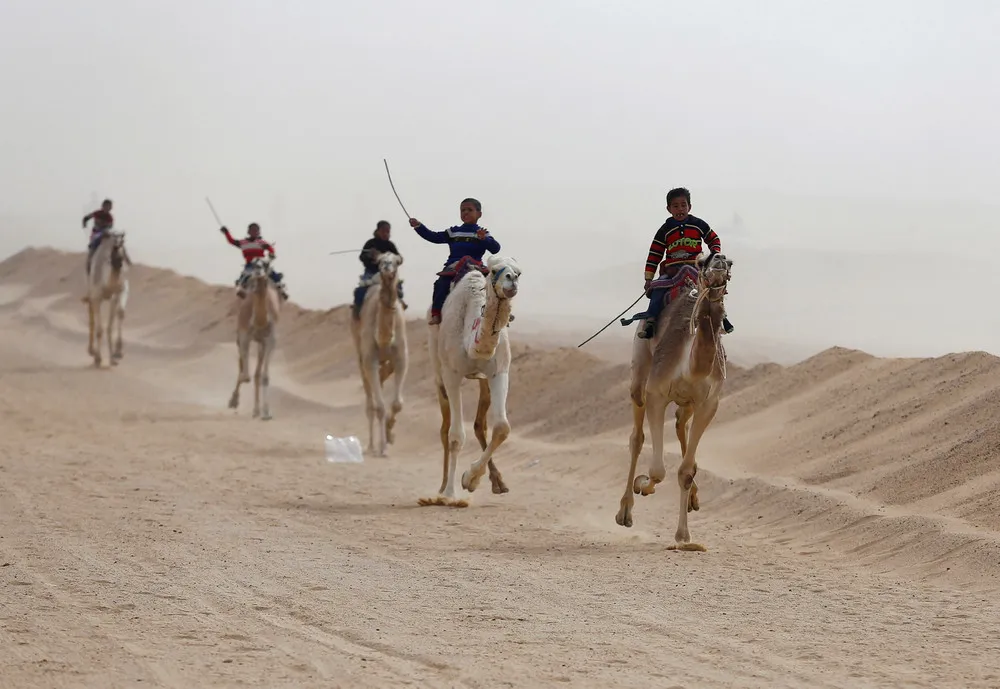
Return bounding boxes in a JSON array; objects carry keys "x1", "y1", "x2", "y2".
[{"x1": 408, "y1": 197, "x2": 503, "y2": 325}]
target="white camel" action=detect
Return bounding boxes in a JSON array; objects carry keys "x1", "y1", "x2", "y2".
[
  {"x1": 419, "y1": 255, "x2": 521, "y2": 507},
  {"x1": 349, "y1": 250, "x2": 409, "y2": 457},
  {"x1": 83, "y1": 229, "x2": 131, "y2": 368},
  {"x1": 228, "y1": 256, "x2": 281, "y2": 420}
]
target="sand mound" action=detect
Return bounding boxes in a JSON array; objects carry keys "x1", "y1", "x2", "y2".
[{"x1": 4, "y1": 246, "x2": 1000, "y2": 687}]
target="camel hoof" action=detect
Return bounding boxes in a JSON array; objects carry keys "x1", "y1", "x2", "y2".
[
  {"x1": 240, "y1": 375, "x2": 251, "y2": 384},
  {"x1": 615, "y1": 506, "x2": 633, "y2": 528},
  {"x1": 228, "y1": 396, "x2": 238, "y2": 410},
  {"x1": 666, "y1": 542, "x2": 707, "y2": 552},
  {"x1": 633, "y1": 475, "x2": 657, "y2": 496},
  {"x1": 491, "y1": 480, "x2": 510, "y2": 495},
  {"x1": 417, "y1": 496, "x2": 469, "y2": 508},
  {"x1": 252, "y1": 409, "x2": 260, "y2": 419},
  {"x1": 261, "y1": 413, "x2": 272, "y2": 421},
  {"x1": 461, "y1": 469, "x2": 481, "y2": 493},
  {"x1": 689, "y1": 492, "x2": 700, "y2": 513}
]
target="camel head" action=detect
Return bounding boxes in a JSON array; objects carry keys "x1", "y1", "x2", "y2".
[
  {"x1": 247, "y1": 256, "x2": 273, "y2": 289},
  {"x1": 374, "y1": 251, "x2": 403, "y2": 281},
  {"x1": 700, "y1": 252, "x2": 732, "y2": 291},
  {"x1": 486, "y1": 255, "x2": 521, "y2": 300},
  {"x1": 108, "y1": 230, "x2": 127, "y2": 270}
]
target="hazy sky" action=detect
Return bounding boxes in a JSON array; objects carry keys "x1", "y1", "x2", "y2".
[{"x1": 1, "y1": 0, "x2": 998, "y2": 359}]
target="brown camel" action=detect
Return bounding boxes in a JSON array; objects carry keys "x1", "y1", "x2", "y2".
[
  {"x1": 615, "y1": 252, "x2": 733, "y2": 551},
  {"x1": 349, "y1": 250, "x2": 408, "y2": 457},
  {"x1": 228, "y1": 256, "x2": 280, "y2": 420}
]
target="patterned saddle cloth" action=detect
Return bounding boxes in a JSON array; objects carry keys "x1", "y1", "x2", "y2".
[
  {"x1": 437, "y1": 256, "x2": 488, "y2": 286},
  {"x1": 649, "y1": 264, "x2": 700, "y2": 303},
  {"x1": 620, "y1": 264, "x2": 700, "y2": 326}
]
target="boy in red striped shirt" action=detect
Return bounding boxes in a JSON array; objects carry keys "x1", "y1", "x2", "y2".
[
  {"x1": 219, "y1": 222, "x2": 289, "y2": 300},
  {"x1": 637, "y1": 187, "x2": 734, "y2": 339}
]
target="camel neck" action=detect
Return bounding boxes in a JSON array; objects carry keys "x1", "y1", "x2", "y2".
[
  {"x1": 468, "y1": 285, "x2": 511, "y2": 360},
  {"x1": 376, "y1": 275, "x2": 398, "y2": 348},
  {"x1": 252, "y1": 281, "x2": 271, "y2": 330}
]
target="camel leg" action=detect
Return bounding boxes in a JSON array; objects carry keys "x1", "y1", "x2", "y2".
[
  {"x1": 384, "y1": 341, "x2": 408, "y2": 446},
  {"x1": 229, "y1": 331, "x2": 250, "y2": 409},
  {"x1": 92, "y1": 301, "x2": 104, "y2": 368},
  {"x1": 258, "y1": 334, "x2": 275, "y2": 420},
  {"x1": 364, "y1": 352, "x2": 388, "y2": 457},
  {"x1": 252, "y1": 340, "x2": 264, "y2": 419},
  {"x1": 112, "y1": 300, "x2": 125, "y2": 362},
  {"x1": 634, "y1": 392, "x2": 668, "y2": 496},
  {"x1": 359, "y1": 365, "x2": 377, "y2": 453},
  {"x1": 442, "y1": 371, "x2": 466, "y2": 502},
  {"x1": 419, "y1": 370, "x2": 466, "y2": 507},
  {"x1": 615, "y1": 398, "x2": 646, "y2": 528},
  {"x1": 435, "y1": 380, "x2": 450, "y2": 495},
  {"x1": 671, "y1": 397, "x2": 718, "y2": 552},
  {"x1": 675, "y1": 405, "x2": 699, "y2": 511},
  {"x1": 475, "y1": 379, "x2": 508, "y2": 494},
  {"x1": 462, "y1": 371, "x2": 511, "y2": 493},
  {"x1": 87, "y1": 299, "x2": 97, "y2": 359},
  {"x1": 106, "y1": 297, "x2": 117, "y2": 367}
]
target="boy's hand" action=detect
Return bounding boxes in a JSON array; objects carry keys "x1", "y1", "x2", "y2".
[
  {"x1": 408, "y1": 218, "x2": 421, "y2": 228},
  {"x1": 644, "y1": 279, "x2": 652, "y2": 293},
  {"x1": 219, "y1": 226, "x2": 228, "y2": 234},
  {"x1": 476, "y1": 229, "x2": 487, "y2": 240}
]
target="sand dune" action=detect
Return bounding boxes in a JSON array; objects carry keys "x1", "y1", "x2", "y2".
[{"x1": 2, "y1": 246, "x2": 1000, "y2": 688}]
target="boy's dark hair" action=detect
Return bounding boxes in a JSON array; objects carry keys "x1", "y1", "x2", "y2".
[
  {"x1": 666, "y1": 187, "x2": 691, "y2": 205},
  {"x1": 248, "y1": 222, "x2": 260, "y2": 232},
  {"x1": 461, "y1": 197, "x2": 482, "y2": 212},
  {"x1": 102, "y1": 198, "x2": 113, "y2": 206},
  {"x1": 375, "y1": 220, "x2": 390, "y2": 230}
]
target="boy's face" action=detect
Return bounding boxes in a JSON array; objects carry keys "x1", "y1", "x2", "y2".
[
  {"x1": 667, "y1": 197, "x2": 690, "y2": 221},
  {"x1": 102, "y1": 201, "x2": 112, "y2": 211},
  {"x1": 460, "y1": 202, "x2": 481, "y2": 225}
]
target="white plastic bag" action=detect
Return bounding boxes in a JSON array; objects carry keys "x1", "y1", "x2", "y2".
[{"x1": 324, "y1": 435, "x2": 364, "y2": 464}]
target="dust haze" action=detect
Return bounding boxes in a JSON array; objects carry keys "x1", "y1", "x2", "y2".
[{"x1": 2, "y1": 0, "x2": 998, "y2": 363}]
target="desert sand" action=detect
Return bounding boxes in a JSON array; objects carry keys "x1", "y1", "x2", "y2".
[{"x1": 2, "y1": 247, "x2": 1000, "y2": 689}]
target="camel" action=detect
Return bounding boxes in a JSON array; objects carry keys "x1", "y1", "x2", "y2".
[
  {"x1": 349, "y1": 250, "x2": 409, "y2": 457},
  {"x1": 615, "y1": 252, "x2": 733, "y2": 551},
  {"x1": 419, "y1": 255, "x2": 521, "y2": 508},
  {"x1": 228, "y1": 256, "x2": 281, "y2": 420},
  {"x1": 83, "y1": 230, "x2": 131, "y2": 368}
]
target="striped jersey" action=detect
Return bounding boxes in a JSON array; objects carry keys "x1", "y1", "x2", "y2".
[
  {"x1": 644, "y1": 214, "x2": 721, "y2": 280},
  {"x1": 222, "y1": 229, "x2": 276, "y2": 263}
]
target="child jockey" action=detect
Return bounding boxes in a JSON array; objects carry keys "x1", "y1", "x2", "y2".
[
  {"x1": 408, "y1": 197, "x2": 510, "y2": 326},
  {"x1": 219, "y1": 222, "x2": 289, "y2": 300},
  {"x1": 636, "y1": 187, "x2": 734, "y2": 339},
  {"x1": 352, "y1": 220, "x2": 408, "y2": 320},
  {"x1": 82, "y1": 198, "x2": 114, "y2": 275}
]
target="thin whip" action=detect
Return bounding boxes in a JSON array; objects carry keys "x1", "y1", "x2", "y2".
[
  {"x1": 383, "y1": 158, "x2": 410, "y2": 218},
  {"x1": 576, "y1": 293, "x2": 645, "y2": 348},
  {"x1": 205, "y1": 197, "x2": 223, "y2": 226},
  {"x1": 328, "y1": 248, "x2": 363, "y2": 256}
]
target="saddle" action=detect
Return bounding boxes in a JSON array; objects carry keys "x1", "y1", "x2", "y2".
[
  {"x1": 620, "y1": 264, "x2": 701, "y2": 327},
  {"x1": 437, "y1": 256, "x2": 489, "y2": 287},
  {"x1": 649, "y1": 264, "x2": 700, "y2": 303}
]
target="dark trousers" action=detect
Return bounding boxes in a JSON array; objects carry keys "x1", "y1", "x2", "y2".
[{"x1": 430, "y1": 275, "x2": 451, "y2": 315}]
